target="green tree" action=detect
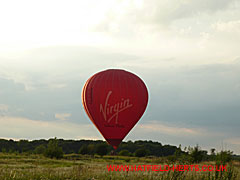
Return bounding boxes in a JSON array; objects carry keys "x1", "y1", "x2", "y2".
[
  {"x1": 119, "y1": 149, "x2": 130, "y2": 156},
  {"x1": 79, "y1": 145, "x2": 88, "y2": 155},
  {"x1": 1, "y1": 148, "x2": 7, "y2": 153},
  {"x1": 210, "y1": 148, "x2": 216, "y2": 155},
  {"x1": 174, "y1": 146, "x2": 182, "y2": 159},
  {"x1": 215, "y1": 150, "x2": 233, "y2": 179},
  {"x1": 17, "y1": 140, "x2": 29, "y2": 153},
  {"x1": 34, "y1": 144, "x2": 46, "y2": 154},
  {"x1": 95, "y1": 143, "x2": 108, "y2": 156},
  {"x1": 189, "y1": 144, "x2": 204, "y2": 163},
  {"x1": 134, "y1": 148, "x2": 147, "y2": 157},
  {"x1": 216, "y1": 150, "x2": 232, "y2": 165},
  {"x1": 44, "y1": 138, "x2": 63, "y2": 159},
  {"x1": 87, "y1": 144, "x2": 95, "y2": 155}
]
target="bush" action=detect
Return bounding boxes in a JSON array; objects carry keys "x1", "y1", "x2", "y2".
[
  {"x1": 166, "y1": 155, "x2": 177, "y2": 162},
  {"x1": 118, "y1": 149, "x2": 130, "y2": 156},
  {"x1": 95, "y1": 143, "x2": 108, "y2": 156},
  {"x1": 87, "y1": 144, "x2": 95, "y2": 155},
  {"x1": 189, "y1": 145, "x2": 205, "y2": 163},
  {"x1": 134, "y1": 148, "x2": 147, "y2": 157},
  {"x1": 79, "y1": 145, "x2": 88, "y2": 155},
  {"x1": 44, "y1": 138, "x2": 63, "y2": 159},
  {"x1": 215, "y1": 151, "x2": 234, "y2": 179},
  {"x1": 216, "y1": 150, "x2": 232, "y2": 165},
  {"x1": 34, "y1": 145, "x2": 46, "y2": 154}
]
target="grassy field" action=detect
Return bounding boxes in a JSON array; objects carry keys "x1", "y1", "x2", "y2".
[{"x1": 0, "y1": 153, "x2": 239, "y2": 180}]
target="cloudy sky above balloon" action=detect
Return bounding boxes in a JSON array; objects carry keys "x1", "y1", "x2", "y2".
[{"x1": 0, "y1": 0, "x2": 240, "y2": 154}]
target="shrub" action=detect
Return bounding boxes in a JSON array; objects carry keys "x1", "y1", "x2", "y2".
[
  {"x1": 95, "y1": 143, "x2": 108, "y2": 156},
  {"x1": 79, "y1": 145, "x2": 88, "y2": 155},
  {"x1": 216, "y1": 150, "x2": 232, "y2": 165},
  {"x1": 87, "y1": 144, "x2": 95, "y2": 155},
  {"x1": 189, "y1": 145, "x2": 205, "y2": 163},
  {"x1": 134, "y1": 148, "x2": 147, "y2": 157},
  {"x1": 167, "y1": 155, "x2": 177, "y2": 162},
  {"x1": 44, "y1": 138, "x2": 63, "y2": 159},
  {"x1": 34, "y1": 145, "x2": 46, "y2": 154},
  {"x1": 118, "y1": 149, "x2": 130, "y2": 156}
]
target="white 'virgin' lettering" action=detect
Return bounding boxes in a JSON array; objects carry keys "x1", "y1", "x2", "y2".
[{"x1": 100, "y1": 91, "x2": 133, "y2": 124}]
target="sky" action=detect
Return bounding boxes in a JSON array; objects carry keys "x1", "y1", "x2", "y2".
[{"x1": 0, "y1": 0, "x2": 240, "y2": 154}]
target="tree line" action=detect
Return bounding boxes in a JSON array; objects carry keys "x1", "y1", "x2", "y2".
[
  {"x1": 0, "y1": 138, "x2": 239, "y2": 163},
  {"x1": 0, "y1": 138, "x2": 180, "y2": 156}
]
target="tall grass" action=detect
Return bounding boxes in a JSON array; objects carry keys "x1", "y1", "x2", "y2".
[{"x1": 0, "y1": 153, "x2": 239, "y2": 180}]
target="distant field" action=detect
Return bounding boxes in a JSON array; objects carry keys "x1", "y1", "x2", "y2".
[{"x1": 0, "y1": 153, "x2": 239, "y2": 180}]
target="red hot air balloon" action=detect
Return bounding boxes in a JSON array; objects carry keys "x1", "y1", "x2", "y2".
[{"x1": 82, "y1": 69, "x2": 148, "y2": 149}]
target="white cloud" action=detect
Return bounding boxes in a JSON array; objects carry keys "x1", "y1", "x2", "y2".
[
  {"x1": 0, "y1": 116, "x2": 101, "y2": 140},
  {"x1": 48, "y1": 83, "x2": 67, "y2": 90},
  {"x1": 124, "y1": 121, "x2": 237, "y2": 154},
  {"x1": 225, "y1": 138, "x2": 240, "y2": 145},
  {"x1": 223, "y1": 138, "x2": 240, "y2": 153},
  {"x1": 55, "y1": 113, "x2": 72, "y2": 121},
  {"x1": 0, "y1": 104, "x2": 8, "y2": 112},
  {"x1": 0, "y1": 104, "x2": 9, "y2": 116},
  {"x1": 94, "y1": 0, "x2": 238, "y2": 33},
  {"x1": 138, "y1": 122, "x2": 204, "y2": 136},
  {"x1": 212, "y1": 20, "x2": 240, "y2": 33},
  {"x1": 198, "y1": 32, "x2": 210, "y2": 48}
]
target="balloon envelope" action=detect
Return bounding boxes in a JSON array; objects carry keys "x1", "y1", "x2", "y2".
[{"x1": 82, "y1": 69, "x2": 148, "y2": 149}]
